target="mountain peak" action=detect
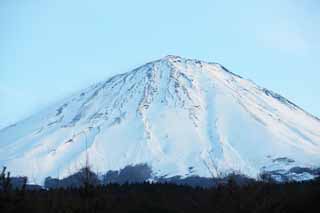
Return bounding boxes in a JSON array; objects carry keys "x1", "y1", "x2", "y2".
[
  {"x1": 161, "y1": 55, "x2": 204, "y2": 63},
  {"x1": 163, "y1": 55, "x2": 182, "y2": 60}
]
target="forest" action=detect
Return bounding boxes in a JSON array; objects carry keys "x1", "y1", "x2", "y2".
[{"x1": 1, "y1": 166, "x2": 319, "y2": 213}]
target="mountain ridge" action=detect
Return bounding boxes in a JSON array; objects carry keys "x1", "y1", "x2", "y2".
[{"x1": 2, "y1": 55, "x2": 318, "y2": 132}]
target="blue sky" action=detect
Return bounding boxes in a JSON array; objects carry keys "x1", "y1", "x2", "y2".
[{"x1": 1, "y1": 0, "x2": 320, "y2": 128}]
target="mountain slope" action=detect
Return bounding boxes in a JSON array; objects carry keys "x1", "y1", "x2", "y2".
[{"x1": 1, "y1": 55, "x2": 320, "y2": 183}]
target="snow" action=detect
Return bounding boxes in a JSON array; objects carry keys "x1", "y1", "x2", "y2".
[{"x1": 0, "y1": 55, "x2": 320, "y2": 184}]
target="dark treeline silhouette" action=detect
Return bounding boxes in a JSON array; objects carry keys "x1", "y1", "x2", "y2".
[
  {"x1": 42, "y1": 164, "x2": 259, "y2": 190},
  {"x1": 1, "y1": 173, "x2": 319, "y2": 212}
]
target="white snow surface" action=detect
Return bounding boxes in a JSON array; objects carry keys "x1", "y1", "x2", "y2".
[{"x1": 1, "y1": 55, "x2": 320, "y2": 184}]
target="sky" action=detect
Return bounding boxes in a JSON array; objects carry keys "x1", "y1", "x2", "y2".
[{"x1": 0, "y1": 0, "x2": 320, "y2": 129}]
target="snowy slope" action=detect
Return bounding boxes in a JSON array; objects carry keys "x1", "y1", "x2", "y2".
[{"x1": 1, "y1": 55, "x2": 320, "y2": 184}]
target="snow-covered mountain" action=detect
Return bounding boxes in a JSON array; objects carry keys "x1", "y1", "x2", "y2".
[{"x1": 1, "y1": 55, "x2": 320, "y2": 184}]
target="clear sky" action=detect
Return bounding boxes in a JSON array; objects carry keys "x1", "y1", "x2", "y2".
[{"x1": 1, "y1": 0, "x2": 319, "y2": 129}]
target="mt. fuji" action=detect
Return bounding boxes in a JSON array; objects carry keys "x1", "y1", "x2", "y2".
[{"x1": 1, "y1": 55, "x2": 320, "y2": 184}]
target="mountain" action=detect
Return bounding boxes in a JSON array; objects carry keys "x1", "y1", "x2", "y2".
[{"x1": 1, "y1": 55, "x2": 320, "y2": 184}]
